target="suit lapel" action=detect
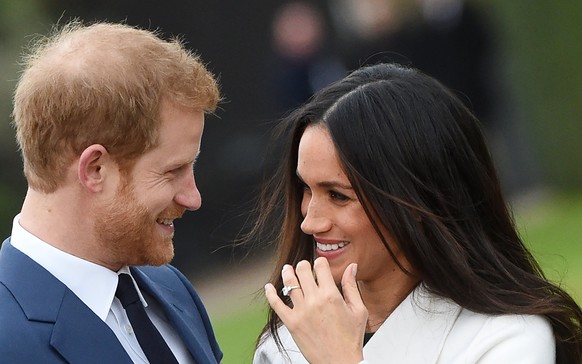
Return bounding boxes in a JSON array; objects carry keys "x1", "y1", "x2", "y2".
[
  {"x1": 0, "y1": 240, "x2": 132, "y2": 364},
  {"x1": 50, "y1": 289, "x2": 132, "y2": 363},
  {"x1": 132, "y1": 267, "x2": 217, "y2": 363},
  {"x1": 364, "y1": 285, "x2": 462, "y2": 363}
]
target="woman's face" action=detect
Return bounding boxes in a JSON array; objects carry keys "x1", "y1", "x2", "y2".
[{"x1": 297, "y1": 124, "x2": 407, "y2": 285}]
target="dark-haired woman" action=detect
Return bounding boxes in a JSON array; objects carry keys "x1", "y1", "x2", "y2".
[{"x1": 251, "y1": 63, "x2": 582, "y2": 363}]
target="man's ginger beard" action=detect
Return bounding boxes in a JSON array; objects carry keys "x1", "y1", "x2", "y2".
[{"x1": 94, "y1": 175, "x2": 185, "y2": 268}]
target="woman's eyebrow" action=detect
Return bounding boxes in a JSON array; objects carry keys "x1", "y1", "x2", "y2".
[{"x1": 296, "y1": 170, "x2": 353, "y2": 190}]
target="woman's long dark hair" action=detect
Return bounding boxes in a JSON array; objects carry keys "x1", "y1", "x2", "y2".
[{"x1": 250, "y1": 63, "x2": 582, "y2": 362}]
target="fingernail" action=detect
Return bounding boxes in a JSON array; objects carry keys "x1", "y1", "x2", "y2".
[
  {"x1": 351, "y1": 263, "x2": 358, "y2": 277},
  {"x1": 282, "y1": 264, "x2": 291, "y2": 273}
]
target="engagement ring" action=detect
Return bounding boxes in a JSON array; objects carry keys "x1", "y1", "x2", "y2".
[{"x1": 282, "y1": 285, "x2": 300, "y2": 296}]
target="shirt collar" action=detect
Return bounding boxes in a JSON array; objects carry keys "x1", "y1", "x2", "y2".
[{"x1": 10, "y1": 214, "x2": 149, "y2": 321}]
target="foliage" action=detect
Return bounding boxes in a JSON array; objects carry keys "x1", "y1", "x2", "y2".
[{"x1": 487, "y1": 1, "x2": 582, "y2": 189}]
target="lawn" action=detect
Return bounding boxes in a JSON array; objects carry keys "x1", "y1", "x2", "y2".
[
  {"x1": 515, "y1": 192, "x2": 582, "y2": 301},
  {"x1": 212, "y1": 302, "x2": 269, "y2": 364},
  {"x1": 210, "y1": 192, "x2": 582, "y2": 364}
]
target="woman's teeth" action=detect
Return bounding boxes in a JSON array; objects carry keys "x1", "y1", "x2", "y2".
[{"x1": 317, "y1": 241, "x2": 348, "y2": 251}]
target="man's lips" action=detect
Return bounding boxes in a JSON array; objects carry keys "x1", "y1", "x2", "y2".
[{"x1": 156, "y1": 217, "x2": 179, "y2": 236}]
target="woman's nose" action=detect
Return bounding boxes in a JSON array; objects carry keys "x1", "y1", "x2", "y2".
[{"x1": 300, "y1": 198, "x2": 332, "y2": 235}]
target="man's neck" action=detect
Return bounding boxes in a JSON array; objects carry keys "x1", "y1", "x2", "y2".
[{"x1": 19, "y1": 187, "x2": 96, "y2": 262}]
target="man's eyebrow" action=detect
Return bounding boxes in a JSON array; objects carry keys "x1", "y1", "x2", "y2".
[
  {"x1": 295, "y1": 170, "x2": 353, "y2": 190},
  {"x1": 167, "y1": 151, "x2": 200, "y2": 170}
]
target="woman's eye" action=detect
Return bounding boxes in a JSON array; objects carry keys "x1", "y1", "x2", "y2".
[{"x1": 330, "y1": 191, "x2": 349, "y2": 201}]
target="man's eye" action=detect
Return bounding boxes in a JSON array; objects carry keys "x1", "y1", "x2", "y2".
[{"x1": 166, "y1": 165, "x2": 185, "y2": 175}]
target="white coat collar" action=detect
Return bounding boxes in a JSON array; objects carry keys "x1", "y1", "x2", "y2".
[{"x1": 363, "y1": 284, "x2": 462, "y2": 363}]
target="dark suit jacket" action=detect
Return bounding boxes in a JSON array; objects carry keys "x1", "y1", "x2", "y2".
[{"x1": 0, "y1": 238, "x2": 222, "y2": 363}]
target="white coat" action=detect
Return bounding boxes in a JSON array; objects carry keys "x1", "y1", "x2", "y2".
[{"x1": 253, "y1": 285, "x2": 555, "y2": 363}]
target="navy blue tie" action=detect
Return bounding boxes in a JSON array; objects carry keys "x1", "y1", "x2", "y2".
[{"x1": 115, "y1": 273, "x2": 179, "y2": 364}]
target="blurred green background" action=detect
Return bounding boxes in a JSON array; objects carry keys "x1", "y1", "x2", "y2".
[
  {"x1": 489, "y1": 1, "x2": 582, "y2": 190},
  {"x1": 0, "y1": 1, "x2": 581, "y2": 363}
]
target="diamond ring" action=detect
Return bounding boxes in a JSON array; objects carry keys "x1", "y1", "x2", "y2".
[{"x1": 281, "y1": 285, "x2": 300, "y2": 296}]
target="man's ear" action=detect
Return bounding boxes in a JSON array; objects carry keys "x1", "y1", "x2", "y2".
[{"x1": 78, "y1": 144, "x2": 112, "y2": 193}]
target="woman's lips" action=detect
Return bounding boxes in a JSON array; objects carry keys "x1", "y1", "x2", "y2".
[{"x1": 314, "y1": 239, "x2": 350, "y2": 259}]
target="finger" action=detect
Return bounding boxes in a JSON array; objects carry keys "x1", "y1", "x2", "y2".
[
  {"x1": 281, "y1": 264, "x2": 304, "y2": 301},
  {"x1": 265, "y1": 283, "x2": 293, "y2": 319},
  {"x1": 341, "y1": 263, "x2": 366, "y2": 314},
  {"x1": 312, "y1": 257, "x2": 336, "y2": 290},
  {"x1": 294, "y1": 260, "x2": 318, "y2": 295}
]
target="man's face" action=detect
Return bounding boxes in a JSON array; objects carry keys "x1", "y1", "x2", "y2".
[{"x1": 95, "y1": 101, "x2": 205, "y2": 269}]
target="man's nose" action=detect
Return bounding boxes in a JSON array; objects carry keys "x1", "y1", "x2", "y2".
[{"x1": 175, "y1": 172, "x2": 202, "y2": 211}]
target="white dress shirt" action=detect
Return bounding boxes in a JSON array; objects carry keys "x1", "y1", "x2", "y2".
[{"x1": 10, "y1": 214, "x2": 194, "y2": 364}]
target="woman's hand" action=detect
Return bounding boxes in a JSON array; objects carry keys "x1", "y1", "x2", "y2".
[{"x1": 265, "y1": 257, "x2": 368, "y2": 364}]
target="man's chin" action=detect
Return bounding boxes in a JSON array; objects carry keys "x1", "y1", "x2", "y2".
[
  {"x1": 132, "y1": 241, "x2": 175, "y2": 267},
  {"x1": 149, "y1": 245, "x2": 175, "y2": 266}
]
